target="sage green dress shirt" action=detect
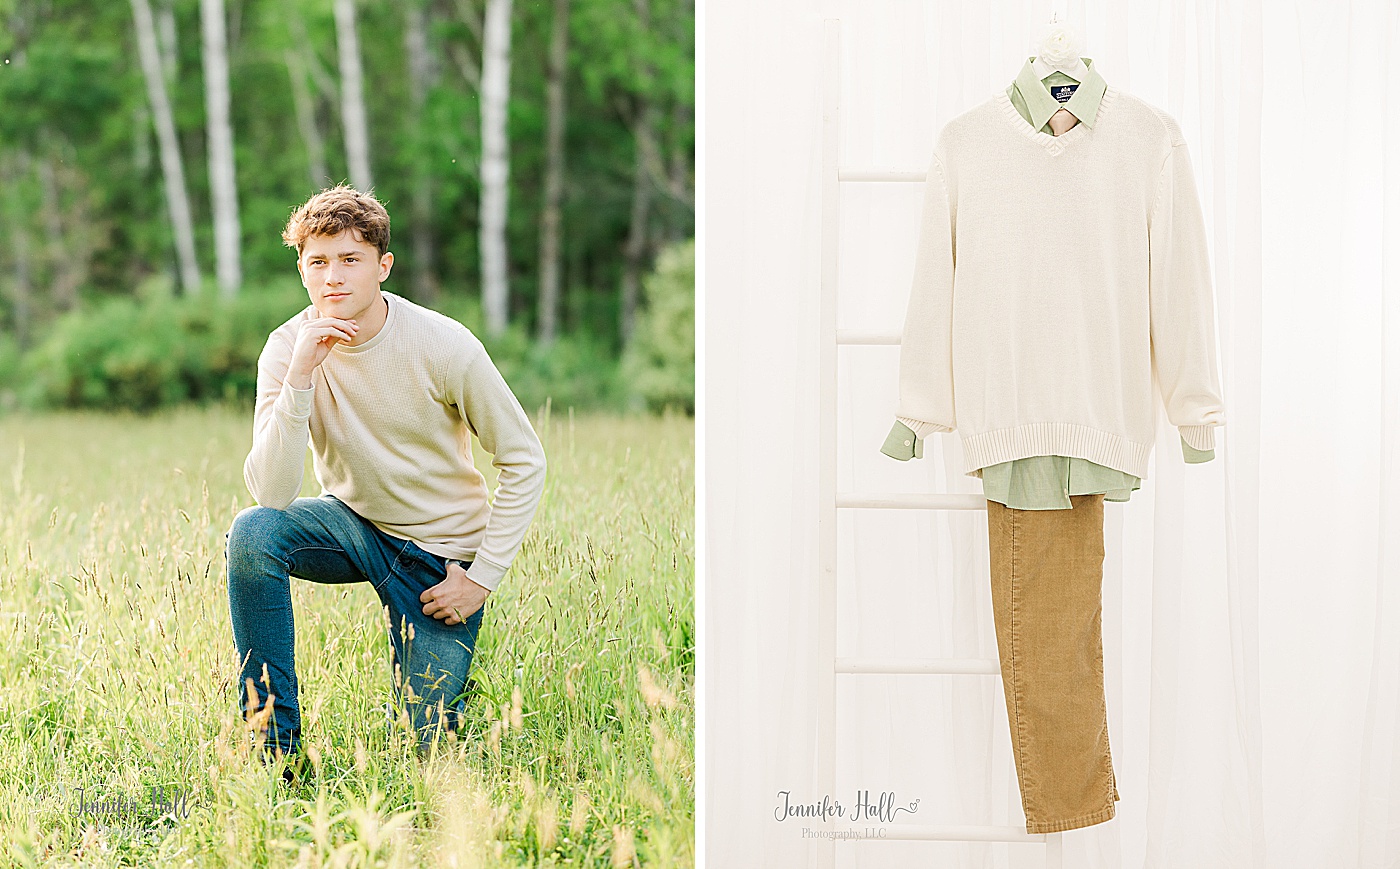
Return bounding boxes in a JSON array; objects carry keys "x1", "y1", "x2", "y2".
[{"x1": 882, "y1": 56, "x2": 1216, "y2": 509}]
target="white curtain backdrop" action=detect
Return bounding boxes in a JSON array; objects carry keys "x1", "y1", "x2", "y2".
[{"x1": 701, "y1": 1, "x2": 1400, "y2": 867}]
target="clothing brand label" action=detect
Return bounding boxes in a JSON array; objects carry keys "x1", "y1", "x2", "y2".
[{"x1": 1050, "y1": 84, "x2": 1078, "y2": 103}]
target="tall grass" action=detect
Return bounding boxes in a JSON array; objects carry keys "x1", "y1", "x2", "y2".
[{"x1": 0, "y1": 405, "x2": 694, "y2": 867}]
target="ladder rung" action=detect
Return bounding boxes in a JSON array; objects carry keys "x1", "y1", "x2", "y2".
[
  {"x1": 837, "y1": 168, "x2": 925, "y2": 182},
  {"x1": 836, "y1": 493, "x2": 986, "y2": 510},
  {"x1": 836, "y1": 823, "x2": 1046, "y2": 843},
  {"x1": 836, "y1": 330, "x2": 900, "y2": 345},
  {"x1": 836, "y1": 657, "x2": 1000, "y2": 675}
]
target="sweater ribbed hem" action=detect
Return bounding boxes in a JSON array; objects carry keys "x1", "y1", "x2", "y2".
[{"x1": 960, "y1": 423, "x2": 1151, "y2": 480}]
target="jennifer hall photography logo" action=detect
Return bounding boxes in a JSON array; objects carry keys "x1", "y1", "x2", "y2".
[
  {"x1": 29, "y1": 781, "x2": 200, "y2": 840},
  {"x1": 773, "y1": 789, "x2": 921, "y2": 840}
]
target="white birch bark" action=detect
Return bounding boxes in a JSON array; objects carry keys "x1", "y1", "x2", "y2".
[
  {"x1": 537, "y1": 0, "x2": 569, "y2": 344},
  {"x1": 131, "y1": 0, "x2": 201, "y2": 295},
  {"x1": 2, "y1": 152, "x2": 34, "y2": 350},
  {"x1": 285, "y1": 48, "x2": 328, "y2": 188},
  {"x1": 201, "y1": 0, "x2": 241, "y2": 297},
  {"x1": 334, "y1": 0, "x2": 373, "y2": 192},
  {"x1": 479, "y1": 0, "x2": 513, "y2": 336},
  {"x1": 406, "y1": 0, "x2": 440, "y2": 303},
  {"x1": 619, "y1": 0, "x2": 655, "y2": 345}
]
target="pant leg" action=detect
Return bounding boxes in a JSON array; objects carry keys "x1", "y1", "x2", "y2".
[
  {"x1": 225, "y1": 495, "x2": 407, "y2": 756},
  {"x1": 985, "y1": 492, "x2": 1119, "y2": 834},
  {"x1": 371, "y1": 540, "x2": 485, "y2": 754}
]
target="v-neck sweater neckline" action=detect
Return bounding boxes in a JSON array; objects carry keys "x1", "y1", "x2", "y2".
[{"x1": 994, "y1": 85, "x2": 1121, "y2": 155}]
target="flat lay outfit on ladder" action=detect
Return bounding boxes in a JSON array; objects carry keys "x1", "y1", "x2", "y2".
[{"x1": 879, "y1": 56, "x2": 1227, "y2": 833}]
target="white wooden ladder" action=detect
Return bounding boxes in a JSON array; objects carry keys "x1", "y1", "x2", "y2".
[{"x1": 815, "y1": 17, "x2": 1065, "y2": 868}]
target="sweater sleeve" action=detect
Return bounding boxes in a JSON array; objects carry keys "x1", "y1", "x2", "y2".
[
  {"x1": 243, "y1": 330, "x2": 314, "y2": 510},
  {"x1": 894, "y1": 149, "x2": 957, "y2": 435},
  {"x1": 1148, "y1": 139, "x2": 1226, "y2": 453},
  {"x1": 447, "y1": 334, "x2": 548, "y2": 592}
]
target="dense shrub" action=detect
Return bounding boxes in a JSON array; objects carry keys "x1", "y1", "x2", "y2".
[
  {"x1": 622, "y1": 239, "x2": 695, "y2": 414},
  {"x1": 13, "y1": 282, "x2": 304, "y2": 412},
  {"x1": 0, "y1": 239, "x2": 700, "y2": 417},
  {"x1": 1, "y1": 279, "x2": 638, "y2": 415}
]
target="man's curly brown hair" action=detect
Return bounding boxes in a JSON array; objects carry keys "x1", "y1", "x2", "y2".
[{"x1": 282, "y1": 184, "x2": 391, "y2": 258}]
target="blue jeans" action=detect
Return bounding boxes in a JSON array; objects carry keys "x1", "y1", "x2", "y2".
[{"x1": 226, "y1": 494, "x2": 485, "y2": 756}]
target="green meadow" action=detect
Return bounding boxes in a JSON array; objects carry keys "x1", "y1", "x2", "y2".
[{"x1": 0, "y1": 406, "x2": 694, "y2": 867}]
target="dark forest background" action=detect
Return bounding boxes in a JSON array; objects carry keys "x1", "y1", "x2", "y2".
[{"x1": 0, "y1": 0, "x2": 694, "y2": 414}]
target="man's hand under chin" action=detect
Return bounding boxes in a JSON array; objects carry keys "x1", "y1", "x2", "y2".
[{"x1": 420, "y1": 562, "x2": 490, "y2": 625}]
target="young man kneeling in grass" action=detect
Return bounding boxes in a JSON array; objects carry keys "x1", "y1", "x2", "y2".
[{"x1": 226, "y1": 185, "x2": 546, "y2": 780}]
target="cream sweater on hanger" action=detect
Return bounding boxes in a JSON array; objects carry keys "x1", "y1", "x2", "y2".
[{"x1": 893, "y1": 85, "x2": 1226, "y2": 480}]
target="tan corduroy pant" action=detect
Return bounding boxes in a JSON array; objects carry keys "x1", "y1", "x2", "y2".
[{"x1": 985, "y1": 492, "x2": 1120, "y2": 834}]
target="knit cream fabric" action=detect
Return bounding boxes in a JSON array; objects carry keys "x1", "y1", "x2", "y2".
[
  {"x1": 244, "y1": 291, "x2": 547, "y2": 591},
  {"x1": 896, "y1": 85, "x2": 1226, "y2": 479}
]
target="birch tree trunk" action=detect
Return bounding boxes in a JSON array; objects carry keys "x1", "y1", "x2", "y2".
[
  {"x1": 2, "y1": 153, "x2": 34, "y2": 351},
  {"x1": 201, "y1": 0, "x2": 241, "y2": 297},
  {"x1": 619, "y1": 104, "x2": 654, "y2": 346},
  {"x1": 38, "y1": 154, "x2": 81, "y2": 312},
  {"x1": 156, "y1": 0, "x2": 177, "y2": 86},
  {"x1": 665, "y1": 100, "x2": 691, "y2": 244},
  {"x1": 8, "y1": 214, "x2": 32, "y2": 353},
  {"x1": 619, "y1": 0, "x2": 655, "y2": 345},
  {"x1": 334, "y1": 0, "x2": 373, "y2": 193},
  {"x1": 131, "y1": 0, "x2": 201, "y2": 295},
  {"x1": 406, "y1": 0, "x2": 439, "y2": 304},
  {"x1": 285, "y1": 48, "x2": 328, "y2": 188},
  {"x1": 536, "y1": 0, "x2": 569, "y2": 345},
  {"x1": 479, "y1": 0, "x2": 513, "y2": 336}
]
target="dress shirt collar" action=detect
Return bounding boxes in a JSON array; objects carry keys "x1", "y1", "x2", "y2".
[{"x1": 1012, "y1": 55, "x2": 1107, "y2": 131}]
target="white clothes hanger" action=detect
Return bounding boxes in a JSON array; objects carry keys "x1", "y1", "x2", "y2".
[{"x1": 1030, "y1": 12, "x2": 1089, "y2": 82}]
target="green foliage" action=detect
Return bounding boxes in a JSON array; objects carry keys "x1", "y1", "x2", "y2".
[
  {"x1": 7, "y1": 285, "x2": 630, "y2": 415},
  {"x1": 0, "y1": 331, "x2": 19, "y2": 412},
  {"x1": 15, "y1": 281, "x2": 308, "y2": 412},
  {"x1": 0, "y1": 0, "x2": 694, "y2": 369},
  {"x1": 431, "y1": 289, "x2": 629, "y2": 414},
  {"x1": 622, "y1": 239, "x2": 694, "y2": 414}
]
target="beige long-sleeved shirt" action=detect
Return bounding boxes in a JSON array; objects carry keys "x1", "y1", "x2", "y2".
[{"x1": 243, "y1": 291, "x2": 547, "y2": 591}]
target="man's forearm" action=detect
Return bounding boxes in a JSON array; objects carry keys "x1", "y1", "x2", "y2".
[
  {"x1": 465, "y1": 444, "x2": 547, "y2": 591},
  {"x1": 244, "y1": 380, "x2": 314, "y2": 509}
]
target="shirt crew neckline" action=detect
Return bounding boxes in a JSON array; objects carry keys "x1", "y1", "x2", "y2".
[{"x1": 331, "y1": 291, "x2": 397, "y2": 354}]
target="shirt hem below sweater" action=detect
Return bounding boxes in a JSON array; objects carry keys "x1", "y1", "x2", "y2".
[{"x1": 958, "y1": 422, "x2": 1152, "y2": 481}]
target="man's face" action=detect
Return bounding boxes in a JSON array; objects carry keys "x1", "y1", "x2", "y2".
[{"x1": 297, "y1": 229, "x2": 393, "y2": 320}]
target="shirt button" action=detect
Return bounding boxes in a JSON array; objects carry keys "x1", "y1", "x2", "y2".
[{"x1": 904, "y1": 440, "x2": 911, "y2": 446}]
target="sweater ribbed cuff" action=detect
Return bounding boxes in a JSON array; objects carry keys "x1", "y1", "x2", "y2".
[
  {"x1": 465, "y1": 554, "x2": 510, "y2": 592},
  {"x1": 1178, "y1": 424, "x2": 1217, "y2": 452},
  {"x1": 896, "y1": 416, "x2": 952, "y2": 438},
  {"x1": 276, "y1": 380, "x2": 316, "y2": 419}
]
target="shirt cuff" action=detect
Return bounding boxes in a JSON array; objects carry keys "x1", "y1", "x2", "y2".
[
  {"x1": 881, "y1": 420, "x2": 924, "y2": 461},
  {"x1": 1181, "y1": 434, "x2": 1215, "y2": 464}
]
